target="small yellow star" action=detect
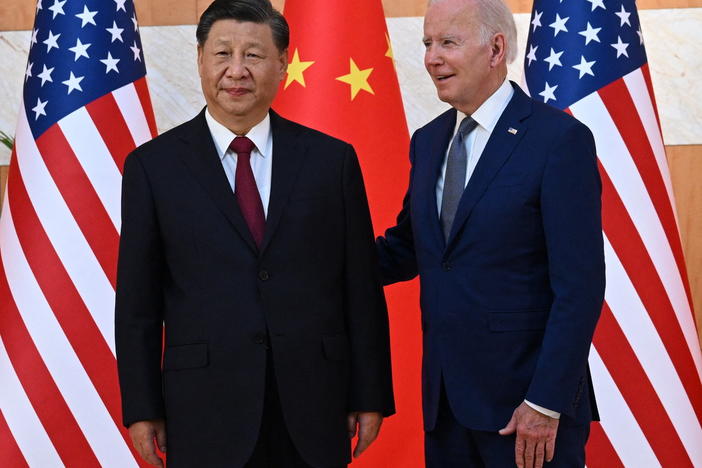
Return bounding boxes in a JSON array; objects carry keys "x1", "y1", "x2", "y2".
[
  {"x1": 336, "y1": 58, "x2": 374, "y2": 100},
  {"x1": 385, "y1": 33, "x2": 394, "y2": 60},
  {"x1": 285, "y1": 48, "x2": 314, "y2": 89}
]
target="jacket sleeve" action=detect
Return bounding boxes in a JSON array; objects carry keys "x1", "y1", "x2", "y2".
[
  {"x1": 525, "y1": 120, "x2": 606, "y2": 417},
  {"x1": 115, "y1": 151, "x2": 166, "y2": 427},
  {"x1": 375, "y1": 132, "x2": 419, "y2": 285},
  {"x1": 340, "y1": 143, "x2": 395, "y2": 417}
]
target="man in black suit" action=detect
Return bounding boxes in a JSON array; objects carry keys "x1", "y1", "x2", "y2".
[{"x1": 115, "y1": 1, "x2": 394, "y2": 467}]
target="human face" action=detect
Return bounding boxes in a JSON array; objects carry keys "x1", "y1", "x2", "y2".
[
  {"x1": 198, "y1": 19, "x2": 287, "y2": 132},
  {"x1": 423, "y1": 0, "x2": 500, "y2": 114}
]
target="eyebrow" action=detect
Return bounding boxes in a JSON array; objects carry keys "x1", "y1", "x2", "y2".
[
  {"x1": 423, "y1": 34, "x2": 462, "y2": 42},
  {"x1": 211, "y1": 38, "x2": 264, "y2": 48}
]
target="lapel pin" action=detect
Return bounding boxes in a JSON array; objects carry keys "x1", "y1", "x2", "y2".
[{"x1": 508, "y1": 127, "x2": 518, "y2": 135}]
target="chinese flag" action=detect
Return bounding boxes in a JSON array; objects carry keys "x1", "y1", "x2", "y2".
[{"x1": 273, "y1": 1, "x2": 423, "y2": 466}]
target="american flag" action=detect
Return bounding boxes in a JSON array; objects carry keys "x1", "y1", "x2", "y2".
[
  {"x1": 523, "y1": 0, "x2": 702, "y2": 466},
  {"x1": 0, "y1": 0, "x2": 156, "y2": 466}
]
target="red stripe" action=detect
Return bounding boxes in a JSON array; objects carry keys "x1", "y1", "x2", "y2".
[
  {"x1": 134, "y1": 77, "x2": 158, "y2": 139},
  {"x1": 0, "y1": 409, "x2": 29, "y2": 468},
  {"x1": 593, "y1": 303, "x2": 693, "y2": 466},
  {"x1": 86, "y1": 94, "x2": 136, "y2": 174},
  {"x1": 597, "y1": 80, "x2": 694, "y2": 311},
  {"x1": 0, "y1": 204, "x2": 100, "y2": 467},
  {"x1": 7, "y1": 146, "x2": 145, "y2": 465},
  {"x1": 35, "y1": 125, "x2": 118, "y2": 288},
  {"x1": 640, "y1": 64, "x2": 662, "y2": 131},
  {"x1": 586, "y1": 422, "x2": 624, "y2": 468},
  {"x1": 598, "y1": 163, "x2": 702, "y2": 421}
]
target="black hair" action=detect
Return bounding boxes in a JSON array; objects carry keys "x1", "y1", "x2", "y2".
[{"x1": 196, "y1": 0, "x2": 289, "y2": 52}]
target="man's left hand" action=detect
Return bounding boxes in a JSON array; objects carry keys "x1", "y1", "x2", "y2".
[
  {"x1": 347, "y1": 411, "x2": 383, "y2": 458},
  {"x1": 498, "y1": 401, "x2": 559, "y2": 468}
]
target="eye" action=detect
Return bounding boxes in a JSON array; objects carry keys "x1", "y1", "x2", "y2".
[
  {"x1": 442, "y1": 39, "x2": 456, "y2": 46},
  {"x1": 215, "y1": 50, "x2": 229, "y2": 57},
  {"x1": 246, "y1": 52, "x2": 262, "y2": 59},
  {"x1": 423, "y1": 40, "x2": 431, "y2": 49}
]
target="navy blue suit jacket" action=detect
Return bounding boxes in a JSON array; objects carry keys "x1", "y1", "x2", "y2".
[{"x1": 377, "y1": 83, "x2": 605, "y2": 432}]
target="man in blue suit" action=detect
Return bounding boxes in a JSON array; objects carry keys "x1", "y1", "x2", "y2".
[{"x1": 376, "y1": 0, "x2": 605, "y2": 466}]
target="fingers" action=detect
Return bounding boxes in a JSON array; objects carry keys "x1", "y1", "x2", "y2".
[
  {"x1": 138, "y1": 437, "x2": 163, "y2": 467},
  {"x1": 523, "y1": 437, "x2": 536, "y2": 468},
  {"x1": 498, "y1": 414, "x2": 517, "y2": 436},
  {"x1": 155, "y1": 421, "x2": 167, "y2": 453},
  {"x1": 347, "y1": 412, "x2": 358, "y2": 439},
  {"x1": 515, "y1": 434, "x2": 525, "y2": 468},
  {"x1": 128, "y1": 420, "x2": 165, "y2": 467},
  {"x1": 534, "y1": 441, "x2": 545, "y2": 468},
  {"x1": 352, "y1": 412, "x2": 383, "y2": 458},
  {"x1": 545, "y1": 433, "x2": 556, "y2": 462}
]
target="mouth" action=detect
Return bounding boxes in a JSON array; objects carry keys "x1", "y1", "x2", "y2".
[
  {"x1": 434, "y1": 74, "x2": 455, "y2": 83},
  {"x1": 223, "y1": 87, "x2": 251, "y2": 97}
]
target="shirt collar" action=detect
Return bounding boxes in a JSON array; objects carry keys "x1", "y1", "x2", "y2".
[
  {"x1": 456, "y1": 79, "x2": 514, "y2": 133},
  {"x1": 204, "y1": 108, "x2": 272, "y2": 161}
]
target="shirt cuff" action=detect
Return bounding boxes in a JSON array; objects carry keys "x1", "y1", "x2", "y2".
[{"x1": 525, "y1": 400, "x2": 561, "y2": 419}]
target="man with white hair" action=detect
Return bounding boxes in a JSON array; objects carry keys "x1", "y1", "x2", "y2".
[{"x1": 376, "y1": 0, "x2": 605, "y2": 466}]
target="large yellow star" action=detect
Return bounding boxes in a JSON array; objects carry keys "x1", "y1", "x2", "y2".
[
  {"x1": 336, "y1": 58, "x2": 374, "y2": 100},
  {"x1": 285, "y1": 48, "x2": 314, "y2": 89},
  {"x1": 385, "y1": 33, "x2": 394, "y2": 60}
]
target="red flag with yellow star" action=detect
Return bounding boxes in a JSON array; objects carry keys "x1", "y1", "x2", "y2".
[{"x1": 273, "y1": 1, "x2": 422, "y2": 466}]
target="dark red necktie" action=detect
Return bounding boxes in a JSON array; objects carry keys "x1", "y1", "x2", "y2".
[{"x1": 230, "y1": 136, "x2": 265, "y2": 248}]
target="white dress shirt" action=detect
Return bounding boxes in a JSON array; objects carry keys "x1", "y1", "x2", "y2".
[
  {"x1": 436, "y1": 79, "x2": 514, "y2": 214},
  {"x1": 205, "y1": 109, "x2": 273, "y2": 217},
  {"x1": 434, "y1": 81, "x2": 561, "y2": 420}
]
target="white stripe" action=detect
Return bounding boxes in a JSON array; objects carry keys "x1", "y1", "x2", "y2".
[
  {"x1": 113, "y1": 82, "x2": 153, "y2": 147},
  {"x1": 623, "y1": 68, "x2": 680, "y2": 227},
  {"x1": 570, "y1": 92, "x2": 702, "y2": 382},
  {"x1": 59, "y1": 107, "x2": 122, "y2": 231},
  {"x1": 0, "y1": 335, "x2": 64, "y2": 467},
  {"x1": 589, "y1": 346, "x2": 661, "y2": 467},
  {"x1": 603, "y1": 234, "x2": 702, "y2": 462},
  {"x1": 14, "y1": 104, "x2": 116, "y2": 355},
  {"x1": 0, "y1": 203, "x2": 137, "y2": 468}
]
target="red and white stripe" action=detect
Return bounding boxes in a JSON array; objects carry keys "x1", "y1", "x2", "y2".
[
  {"x1": 0, "y1": 78, "x2": 156, "y2": 467},
  {"x1": 554, "y1": 65, "x2": 702, "y2": 466}
]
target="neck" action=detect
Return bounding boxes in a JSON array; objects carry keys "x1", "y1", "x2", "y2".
[
  {"x1": 209, "y1": 108, "x2": 268, "y2": 136},
  {"x1": 457, "y1": 70, "x2": 507, "y2": 115}
]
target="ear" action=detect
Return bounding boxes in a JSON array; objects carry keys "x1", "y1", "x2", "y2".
[
  {"x1": 489, "y1": 32, "x2": 507, "y2": 67},
  {"x1": 197, "y1": 45, "x2": 204, "y2": 77},
  {"x1": 278, "y1": 48, "x2": 289, "y2": 80}
]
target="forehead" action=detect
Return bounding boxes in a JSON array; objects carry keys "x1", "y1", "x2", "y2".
[
  {"x1": 205, "y1": 19, "x2": 275, "y2": 47},
  {"x1": 424, "y1": 0, "x2": 477, "y2": 36}
]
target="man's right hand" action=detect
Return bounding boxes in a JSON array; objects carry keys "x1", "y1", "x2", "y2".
[{"x1": 128, "y1": 419, "x2": 167, "y2": 467}]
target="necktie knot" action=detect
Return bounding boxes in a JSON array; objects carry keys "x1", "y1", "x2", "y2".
[
  {"x1": 457, "y1": 116, "x2": 477, "y2": 141},
  {"x1": 230, "y1": 136, "x2": 255, "y2": 157}
]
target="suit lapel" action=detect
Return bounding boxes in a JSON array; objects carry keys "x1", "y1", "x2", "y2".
[
  {"x1": 175, "y1": 109, "x2": 259, "y2": 253},
  {"x1": 445, "y1": 84, "x2": 533, "y2": 249},
  {"x1": 420, "y1": 109, "x2": 457, "y2": 250},
  {"x1": 258, "y1": 111, "x2": 308, "y2": 255}
]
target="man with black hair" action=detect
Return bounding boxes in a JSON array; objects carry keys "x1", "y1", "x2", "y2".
[{"x1": 115, "y1": 1, "x2": 394, "y2": 467}]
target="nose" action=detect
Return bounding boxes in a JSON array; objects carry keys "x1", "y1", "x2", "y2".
[
  {"x1": 225, "y1": 56, "x2": 249, "y2": 80},
  {"x1": 424, "y1": 44, "x2": 442, "y2": 68}
]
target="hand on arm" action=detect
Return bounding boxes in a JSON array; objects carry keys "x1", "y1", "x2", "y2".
[
  {"x1": 128, "y1": 418, "x2": 167, "y2": 467},
  {"x1": 347, "y1": 411, "x2": 383, "y2": 458},
  {"x1": 499, "y1": 402, "x2": 559, "y2": 468}
]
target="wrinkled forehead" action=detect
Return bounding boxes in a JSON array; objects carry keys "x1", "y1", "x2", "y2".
[
  {"x1": 423, "y1": 2, "x2": 478, "y2": 40},
  {"x1": 202, "y1": 19, "x2": 275, "y2": 48}
]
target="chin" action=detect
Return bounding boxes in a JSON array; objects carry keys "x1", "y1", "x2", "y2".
[{"x1": 436, "y1": 91, "x2": 453, "y2": 104}]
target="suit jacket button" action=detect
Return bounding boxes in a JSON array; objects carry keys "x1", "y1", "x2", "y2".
[
  {"x1": 442, "y1": 261, "x2": 451, "y2": 271},
  {"x1": 258, "y1": 270, "x2": 270, "y2": 281},
  {"x1": 253, "y1": 333, "x2": 267, "y2": 345}
]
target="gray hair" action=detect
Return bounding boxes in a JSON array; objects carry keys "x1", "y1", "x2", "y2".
[{"x1": 428, "y1": 0, "x2": 518, "y2": 64}]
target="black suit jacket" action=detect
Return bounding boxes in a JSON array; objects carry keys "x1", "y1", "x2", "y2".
[{"x1": 115, "y1": 109, "x2": 395, "y2": 468}]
